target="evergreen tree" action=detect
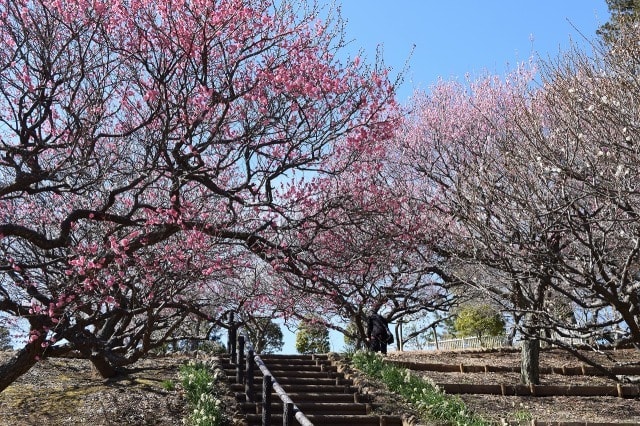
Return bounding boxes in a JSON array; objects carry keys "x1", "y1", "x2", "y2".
[
  {"x1": 342, "y1": 321, "x2": 363, "y2": 352},
  {"x1": 598, "y1": 0, "x2": 640, "y2": 43},
  {"x1": 244, "y1": 318, "x2": 284, "y2": 354},
  {"x1": 453, "y1": 305, "x2": 505, "y2": 339},
  {"x1": 295, "y1": 319, "x2": 330, "y2": 354}
]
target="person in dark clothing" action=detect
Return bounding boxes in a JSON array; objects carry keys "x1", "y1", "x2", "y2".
[{"x1": 366, "y1": 312, "x2": 391, "y2": 354}]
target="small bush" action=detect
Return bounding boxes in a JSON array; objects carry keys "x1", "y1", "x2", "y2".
[
  {"x1": 351, "y1": 351, "x2": 489, "y2": 425},
  {"x1": 295, "y1": 319, "x2": 330, "y2": 354},
  {"x1": 513, "y1": 408, "x2": 533, "y2": 422},
  {"x1": 161, "y1": 379, "x2": 176, "y2": 391}
]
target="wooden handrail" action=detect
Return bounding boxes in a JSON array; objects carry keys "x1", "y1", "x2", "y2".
[
  {"x1": 252, "y1": 355, "x2": 314, "y2": 426},
  {"x1": 231, "y1": 326, "x2": 314, "y2": 426}
]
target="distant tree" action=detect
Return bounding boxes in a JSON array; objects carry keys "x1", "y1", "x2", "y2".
[
  {"x1": 0, "y1": 327, "x2": 11, "y2": 351},
  {"x1": 295, "y1": 319, "x2": 330, "y2": 354},
  {"x1": 342, "y1": 321, "x2": 363, "y2": 353},
  {"x1": 243, "y1": 318, "x2": 284, "y2": 355},
  {"x1": 454, "y1": 305, "x2": 505, "y2": 339},
  {"x1": 597, "y1": 0, "x2": 640, "y2": 43},
  {"x1": 442, "y1": 313, "x2": 458, "y2": 339}
]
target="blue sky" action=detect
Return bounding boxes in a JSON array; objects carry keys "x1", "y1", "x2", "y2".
[
  {"x1": 277, "y1": 1, "x2": 612, "y2": 354},
  {"x1": 338, "y1": 1, "x2": 610, "y2": 102}
]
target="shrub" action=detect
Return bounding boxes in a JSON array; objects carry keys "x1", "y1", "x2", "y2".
[{"x1": 161, "y1": 379, "x2": 176, "y2": 391}]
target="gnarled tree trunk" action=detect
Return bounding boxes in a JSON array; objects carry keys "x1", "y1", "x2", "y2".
[{"x1": 0, "y1": 335, "x2": 46, "y2": 393}]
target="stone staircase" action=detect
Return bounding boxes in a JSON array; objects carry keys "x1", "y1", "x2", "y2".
[{"x1": 223, "y1": 353, "x2": 405, "y2": 426}]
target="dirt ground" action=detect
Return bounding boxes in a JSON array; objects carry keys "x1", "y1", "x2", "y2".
[
  {"x1": 385, "y1": 348, "x2": 640, "y2": 424},
  {"x1": 0, "y1": 352, "x2": 189, "y2": 426}
]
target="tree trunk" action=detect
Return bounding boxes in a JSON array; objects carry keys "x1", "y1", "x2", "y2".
[
  {"x1": 507, "y1": 314, "x2": 521, "y2": 346},
  {"x1": 89, "y1": 353, "x2": 120, "y2": 378},
  {"x1": 0, "y1": 336, "x2": 46, "y2": 392},
  {"x1": 520, "y1": 338, "x2": 540, "y2": 385},
  {"x1": 189, "y1": 319, "x2": 201, "y2": 352}
]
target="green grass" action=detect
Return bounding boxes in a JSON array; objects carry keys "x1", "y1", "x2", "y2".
[
  {"x1": 351, "y1": 350, "x2": 490, "y2": 426},
  {"x1": 513, "y1": 408, "x2": 533, "y2": 422},
  {"x1": 160, "y1": 379, "x2": 176, "y2": 391}
]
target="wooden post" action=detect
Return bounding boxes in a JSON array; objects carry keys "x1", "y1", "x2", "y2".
[
  {"x1": 236, "y1": 335, "x2": 245, "y2": 385},
  {"x1": 283, "y1": 402, "x2": 294, "y2": 426},
  {"x1": 246, "y1": 349, "x2": 254, "y2": 402},
  {"x1": 262, "y1": 374, "x2": 272, "y2": 426},
  {"x1": 228, "y1": 312, "x2": 237, "y2": 360},
  {"x1": 617, "y1": 383, "x2": 624, "y2": 398}
]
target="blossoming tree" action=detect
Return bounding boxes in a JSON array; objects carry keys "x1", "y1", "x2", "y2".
[
  {"x1": 274, "y1": 151, "x2": 458, "y2": 348},
  {"x1": 396, "y1": 24, "x2": 640, "y2": 383},
  {"x1": 0, "y1": 0, "x2": 399, "y2": 391}
]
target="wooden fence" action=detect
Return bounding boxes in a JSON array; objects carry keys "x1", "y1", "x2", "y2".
[
  {"x1": 386, "y1": 359, "x2": 640, "y2": 376},
  {"x1": 422, "y1": 334, "x2": 594, "y2": 351},
  {"x1": 424, "y1": 335, "x2": 511, "y2": 351}
]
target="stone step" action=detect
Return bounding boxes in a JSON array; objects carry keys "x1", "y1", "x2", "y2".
[
  {"x1": 262, "y1": 361, "x2": 335, "y2": 368},
  {"x1": 224, "y1": 368, "x2": 338, "y2": 379},
  {"x1": 222, "y1": 358, "x2": 329, "y2": 364},
  {"x1": 242, "y1": 413, "x2": 403, "y2": 426},
  {"x1": 223, "y1": 364, "x2": 338, "y2": 373},
  {"x1": 230, "y1": 383, "x2": 357, "y2": 393},
  {"x1": 260, "y1": 354, "x2": 330, "y2": 360},
  {"x1": 236, "y1": 391, "x2": 364, "y2": 403},
  {"x1": 263, "y1": 361, "x2": 333, "y2": 369},
  {"x1": 248, "y1": 376, "x2": 343, "y2": 385},
  {"x1": 222, "y1": 364, "x2": 337, "y2": 374},
  {"x1": 223, "y1": 352, "x2": 403, "y2": 425},
  {"x1": 239, "y1": 401, "x2": 371, "y2": 415}
]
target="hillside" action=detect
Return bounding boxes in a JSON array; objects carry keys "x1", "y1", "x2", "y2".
[
  {"x1": 387, "y1": 348, "x2": 640, "y2": 424},
  {"x1": 0, "y1": 352, "x2": 188, "y2": 425},
  {"x1": 0, "y1": 348, "x2": 639, "y2": 424}
]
